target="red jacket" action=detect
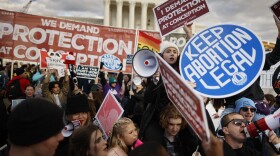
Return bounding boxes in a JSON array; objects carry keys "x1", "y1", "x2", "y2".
[{"x1": 6, "y1": 76, "x2": 30, "y2": 94}]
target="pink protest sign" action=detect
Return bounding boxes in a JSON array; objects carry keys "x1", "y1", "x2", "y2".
[
  {"x1": 153, "y1": 0, "x2": 210, "y2": 36},
  {"x1": 155, "y1": 52, "x2": 209, "y2": 140},
  {"x1": 95, "y1": 92, "x2": 124, "y2": 137}
]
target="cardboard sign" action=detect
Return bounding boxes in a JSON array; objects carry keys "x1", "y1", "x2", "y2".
[
  {"x1": 40, "y1": 50, "x2": 67, "y2": 68},
  {"x1": 76, "y1": 65, "x2": 99, "y2": 79},
  {"x1": 180, "y1": 24, "x2": 265, "y2": 98},
  {"x1": 271, "y1": 0, "x2": 280, "y2": 21},
  {"x1": 126, "y1": 54, "x2": 133, "y2": 64},
  {"x1": 153, "y1": 0, "x2": 209, "y2": 36},
  {"x1": 40, "y1": 50, "x2": 66, "y2": 77},
  {"x1": 156, "y1": 52, "x2": 209, "y2": 140},
  {"x1": 100, "y1": 54, "x2": 122, "y2": 70},
  {"x1": 95, "y1": 92, "x2": 124, "y2": 138}
]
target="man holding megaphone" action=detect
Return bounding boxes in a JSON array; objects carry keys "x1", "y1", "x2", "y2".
[
  {"x1": 220, "y1": 101, "x2": 280, "y2": 156},
  {"x1": 235, "y1": 97, "x2": 280, "y2": 154}
]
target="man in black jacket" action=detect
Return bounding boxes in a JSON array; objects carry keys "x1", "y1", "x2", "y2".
[{"x1": 221, "y1": 112, "x2": 262, "y2": 156}]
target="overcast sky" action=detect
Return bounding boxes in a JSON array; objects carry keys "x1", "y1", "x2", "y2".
[{"x1": 0, "y1": 0, "x2": 278, "y2": 42}]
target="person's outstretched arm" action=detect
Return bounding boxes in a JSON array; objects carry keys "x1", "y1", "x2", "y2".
[{"x1": 264, "y1": 15, "x2": 280, "y2": 70}]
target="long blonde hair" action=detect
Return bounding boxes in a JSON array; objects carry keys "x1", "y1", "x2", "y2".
[{"x1": 108, "y1": 117, "x2": 134, "y2": 153}]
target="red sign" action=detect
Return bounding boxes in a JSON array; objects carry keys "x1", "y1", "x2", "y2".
[
  {"x1": 0, "y1": 9, "x2": 139, "y2": 73},
  {"x1": 156, "y1": 53, "x2": 209, "y2": 140},
  {"x1": 153, "y1": 0, "x2": 210, "y2": 36},
  {"x1": 40, "y1": 50, "x2": 67, "y2": 68},
  {"x1": 95, "y1": 92, "x2": 124, "y2": 138},
  {"x1": 271, "y1": 0, "x2": 280, "y2": 21}
]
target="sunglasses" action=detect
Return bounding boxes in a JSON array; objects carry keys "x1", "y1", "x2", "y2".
[
  {"x1": 240, "y1": 107, "x2": 256, "y2": 112},
  {"x1": 223, "y1": 119, "x2": 247, "y2": 127}
]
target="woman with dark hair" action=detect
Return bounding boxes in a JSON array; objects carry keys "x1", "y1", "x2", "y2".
[
  {"x1": 24, "y1": 85, "x2": 35, "y2": 99},
  {"x1": 264, "y1": 93, "x2": 279, "y2": 114},
  {"x1": 65, "y1": 94, "x2": 92, "y2": 126},
  {"x1": 55, "y1": 94, "x2": 93, "y2": 156},
  {"x1": 69, "y1": 124, "x2": 108, "y2": 156},
  {"x1": 42, "y1": 68, "x2": 69, "y2": 108}
]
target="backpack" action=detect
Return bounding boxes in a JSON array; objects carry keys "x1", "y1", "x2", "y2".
[{"x1": 6, "y1": 79, "x2": 24, "y2": 99}]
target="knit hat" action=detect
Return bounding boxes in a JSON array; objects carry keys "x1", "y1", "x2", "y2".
[
  {"x1": 91, "y1": 84, "x2": 99, "y2": 91},
  {"x1": 160, "y1": 41, "x2": 180, "y2": 56},
  {"x1": 235, "y1": 97, "x2": 256, "y2": 113},
  {"x1": 8, "y1": 98, "x2": 64, "y2": 146},
  {"x1": 109, "y1": 77, "x2": 117, "y2": 84},
  {"x1": 64, "y1": 52, "x2": 76, "y2": 65},
  {"x1": 65, "y1": 94, "x2": 90, "y2": 115},
  {"x1": 16, "y1": 67, "x2": 25, "y2": 76}
]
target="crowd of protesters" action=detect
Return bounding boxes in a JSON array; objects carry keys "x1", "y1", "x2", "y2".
[{"x1": 2, "y1": 15, "x2": 280, "y2": 156}]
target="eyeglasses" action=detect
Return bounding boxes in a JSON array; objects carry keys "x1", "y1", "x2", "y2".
[
  {"x1": 240, "y1": 107, "x2": 256, "y2": 112},
  {"x1": 223, "y1": 119, "x2": 247, "y2": 127}
]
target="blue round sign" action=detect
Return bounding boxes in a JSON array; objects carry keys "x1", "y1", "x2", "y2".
[
  {"x1": 179, "y1": 24, "x2": 265, "y2": 98},
  {"x1": 100, "y1": 54, "x2": 122, "y2": 70}
]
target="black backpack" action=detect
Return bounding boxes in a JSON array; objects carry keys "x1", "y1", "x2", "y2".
[{"x1": 6, "y1": 79, "x2": 24, "y2": 99}]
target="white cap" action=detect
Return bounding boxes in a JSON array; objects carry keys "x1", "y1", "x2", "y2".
[{"x1": 160, "y1": 41, "x2": 180, "y2": 56}]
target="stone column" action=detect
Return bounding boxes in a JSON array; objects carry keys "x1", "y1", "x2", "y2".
[
  {"x1": 141, "y1": 2, "x2": 148, "y2": 30},
  {"x1": 116, "y1": 0, "x2": 123, "y2": 27},
  {"x1": 129, "y1": 1, "x2": 136, "y2": 29},
  {"x1": 153, "y1": 2, "x2": 159, "y2": 31},
  {"x1": 103, "y1": 0, "x2": 110, "y2": 26}
]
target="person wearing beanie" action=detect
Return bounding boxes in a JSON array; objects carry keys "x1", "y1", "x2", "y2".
[
  {"x1": 65, "y1": 94, "x2": 91, "y2": 126},
  {"x1": 159, "y1": 41, "x2": 180, "y2": 68},
  {"x1": 139, "y1": 27, "x2": 200, "y2": 142},
  {"x1": 7, "y1": 98, "x2": 64, "y2": 156},
  {"x1": 235, "y1": 97, "x2": 257, "y2": 122},
  {"x1": 217, "y1": 98, "x2": 256, "y2": 136},
  {"x1": 55, "y1": 94, "x2": 91, "y2": 156},
  {"x1": 6, "y1": 66, "x2": 30, "y2": 100},
  {"x1": 234, "y1": 97, "x2": 265, "y2": 154},
  {"x1": 99, "y1": 62, "x2": 124, "y2": 102}
]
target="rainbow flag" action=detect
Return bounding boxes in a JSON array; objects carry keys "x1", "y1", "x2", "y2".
[{"x1": 137, "y1": 31, "x2": 161, "y2": 53}]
